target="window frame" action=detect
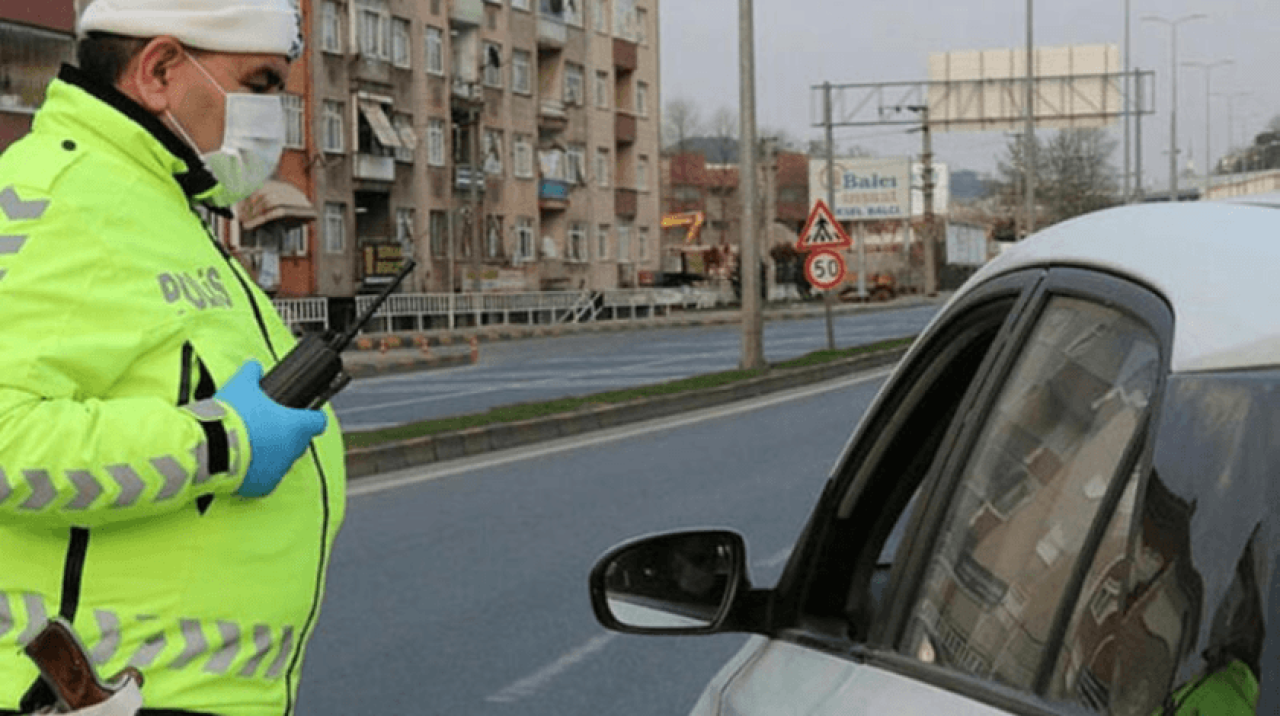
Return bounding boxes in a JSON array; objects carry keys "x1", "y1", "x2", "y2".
[
  {"x1": 594, "y1": 69, "x2": 610, "y2": 109},
  {"x1": 282, "y1": 93, "x2": 305, "y2": 149},
  {"x1": 427, "y1": 118, "x2": 446, "y2": 167},
  {"x1": 513, "y1": 134, "x2": 534, "y2": 179},
  {"x1": 483, "y1": 41, "x2": 504, "y2": 88},
  {"x1": 321, "y1": 0, "x2": 343, "y2": 54},
  {"x1": 322, "y1": 99, "x2": 345, "y2": 154},
  {"x1": 324, "y1": 202, "x2": 346, "y2": 253},
  {"x1": 425, "y1": 25, "x2": 444, "y2": 75},
  {"x1": 779, "y1": 268, "x2": 1177, "y2": 715},
  {"x1": 511, "y1": 49, "x2": 532, "y2": 95}
]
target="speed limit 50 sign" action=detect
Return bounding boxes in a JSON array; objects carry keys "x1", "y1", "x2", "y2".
[{"x1": 804, "y1": 250, "x2": 846, "y2": 291}]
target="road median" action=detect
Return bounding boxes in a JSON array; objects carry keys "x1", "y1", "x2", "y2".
[{"x1": 343, "y1": 337, "x2": 913, "y2": 479}]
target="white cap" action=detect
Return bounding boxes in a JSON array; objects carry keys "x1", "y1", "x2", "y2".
[{"x1": 78, "y1": 0, "x2": 304, "y2": 60}]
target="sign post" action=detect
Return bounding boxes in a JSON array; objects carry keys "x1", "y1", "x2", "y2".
[{"x1": 797, "y1": 200, "x2": 853, "y2": 349}]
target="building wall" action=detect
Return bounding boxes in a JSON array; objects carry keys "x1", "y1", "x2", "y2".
[{"x1": 0, "y1": 0, "x2": 76, "y2": 154}]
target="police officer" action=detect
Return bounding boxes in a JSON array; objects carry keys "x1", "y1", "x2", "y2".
[{"x1": 0, "y1": 1, "x2": 343, "y2": 715}]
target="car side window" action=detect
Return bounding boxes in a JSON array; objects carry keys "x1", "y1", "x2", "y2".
[{"x1": 899, "y1": 296, "x2": 1160, "y2": 691}]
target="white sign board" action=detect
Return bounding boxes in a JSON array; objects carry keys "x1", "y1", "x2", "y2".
[
  {"x1": 946, "y1": 222, "x2": 989, "y2": 266},
  {"x1": 809, "y1": 157, "x2": 911, "y2": 222},
  {"x1": 910, "y1": 162, "x2": 950, "y2": 217}
]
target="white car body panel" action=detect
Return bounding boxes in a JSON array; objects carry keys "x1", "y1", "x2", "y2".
[
  {"x1": 689, "y1": 639, "x2": 1011, "y2": 716},
  {"x1": 951, "y1": 198, "x2": 1280, "y2": 372}
]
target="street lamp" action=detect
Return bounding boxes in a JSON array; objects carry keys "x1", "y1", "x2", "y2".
[
  {"x1": 1143, "y1": 13, "x2": 1207, "y2": 201},
  {"x1": 1183, "y1": 58, "x2": 1233, "y2": 196}
]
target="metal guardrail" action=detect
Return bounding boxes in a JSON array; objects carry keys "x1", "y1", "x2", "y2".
[{"x1": 275, "y1": 288, "x2": 723, "y2": 333}]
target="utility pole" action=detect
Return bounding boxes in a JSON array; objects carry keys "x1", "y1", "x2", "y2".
[
  {"x1": 1134, "y1": 70, "x2": 1145, "y2": 200},
  {"x1": 1123, "y1": 0, "x2": 1131, "y2": 202},
  {"x1": 821, "y1": 82, "x2": 837, "y2": 350},
  {"x1": 1183, "y1": 59, "x2": 1233, "y2": 197},
  {"x1": 737, "y1": 0, "x2": 764, "y2": 370},
  {"x1": 1144, "y1": 13, "x2": 1206, "y2": 201},
  {"x1": 1023, "y1": 0, "x2": 1035, "y2": 237},
  {"x1": 920, "y1": 107, "x2": 937, "y2": 296}
]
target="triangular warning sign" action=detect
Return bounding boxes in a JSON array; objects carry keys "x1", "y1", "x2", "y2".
[{"x1": 796, "y1": 200, "x2": 852, "y2": 251}]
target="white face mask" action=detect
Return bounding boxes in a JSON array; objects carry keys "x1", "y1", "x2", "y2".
[{"x1": 168, "y1": 54, "x2": 286, "y2": 207}]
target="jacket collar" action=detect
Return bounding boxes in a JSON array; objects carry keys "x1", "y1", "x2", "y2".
[{"x1": 51, "y1": 64, "x2": 230, "y2": 217}]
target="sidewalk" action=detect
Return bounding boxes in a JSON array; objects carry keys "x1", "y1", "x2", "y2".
[{"x1": 341, "y1": 293, "x2": 949, "y2": 378}]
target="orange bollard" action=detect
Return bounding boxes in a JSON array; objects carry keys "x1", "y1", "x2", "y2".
[
  {"x1": 379, "y1": 337, "x2": 389, "y2": 354},
  {"x1": 469, "y1": 335, "x2": 479, "y2": 363}
]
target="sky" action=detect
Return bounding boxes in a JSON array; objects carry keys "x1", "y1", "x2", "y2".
[{"x1": 659, "y1": 0, "x2": 1280, "y2": 190}]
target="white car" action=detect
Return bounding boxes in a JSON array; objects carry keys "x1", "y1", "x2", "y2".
[{"x1": 589, "y1": 196, "x2": 1279, "y2": 716}]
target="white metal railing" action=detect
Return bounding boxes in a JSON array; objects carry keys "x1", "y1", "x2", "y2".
[
  {"x1": 347, "y1": 289, "x2": 713, "y2": 332},
  {"x1": 272, "y1": 298, "x2": 329, "y2": 332}
]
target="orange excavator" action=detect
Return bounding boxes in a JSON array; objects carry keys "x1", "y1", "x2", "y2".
[{"x1": 661, "y1": 211, "x2": 706, "y2": 245}]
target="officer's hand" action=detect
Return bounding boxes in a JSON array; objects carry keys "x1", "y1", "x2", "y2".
[{"x1": 214, "y1": 360, "x2": 327, "y2": 498}]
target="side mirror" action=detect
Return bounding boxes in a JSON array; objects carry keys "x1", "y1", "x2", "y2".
[{"x1": 589, "y1": 530, "x2": 748, "y2": 635}]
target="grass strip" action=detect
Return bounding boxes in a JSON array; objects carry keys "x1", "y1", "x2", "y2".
[{"x1": 343, "y1": 336, "x2": 915, "y2": 449}]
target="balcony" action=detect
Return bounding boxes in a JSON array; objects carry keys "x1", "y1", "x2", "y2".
[
  {"x1": 615, "y1": 111, "x2": 637, "y2": 145},
  {"x1": 613, "y1": 38, "x2": 637, "y2": 73},
  {"x1": 539, "y1": 179, "x2": 571, "y2": 212},
  {"x1": 537, "y1": 16, "x2": 567, "y2": 49},
  {"x1": 455, "y1": 166, "x2": 485, "y2": 192},
  {"x1": 354, "y1": 154, "x2": 395, "y2": 182},
  {"x1": 450, "y1": 0, "x2": 483, "y2": 27},
  {"x1": 538, "y1": 99, "x2": 568, "y2": 131},
  {"x1": 615, "y1": 187, "x2": 638, "y2": 217}
]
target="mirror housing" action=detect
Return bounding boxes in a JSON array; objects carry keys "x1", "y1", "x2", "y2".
[{"x1": 589, "y1": 530, "x2": 749, "y2": 636}]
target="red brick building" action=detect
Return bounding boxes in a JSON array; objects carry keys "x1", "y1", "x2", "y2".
[{"x1": 0, "y1": 1, "x2": 77, "y2": 152}]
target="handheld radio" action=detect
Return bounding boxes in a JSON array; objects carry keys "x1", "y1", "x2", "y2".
[{"x1": 260, "y1": 259, "x2": 417, "y2": 409}]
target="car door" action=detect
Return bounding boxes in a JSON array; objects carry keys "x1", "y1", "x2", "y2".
[{"x1": 698, "y1": 268, "x2": 1174, "y2": 716}]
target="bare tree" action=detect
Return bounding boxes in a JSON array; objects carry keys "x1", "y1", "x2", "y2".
[
  {"x1": 708, "y1": 106, "x2": 738, "y2": 163},
  {"x1": 663, "y1": 97, "x2": 703, "y2": 154},
  {"x1": 996, "y1": 128, "x2": 1119, "y2": 228}
]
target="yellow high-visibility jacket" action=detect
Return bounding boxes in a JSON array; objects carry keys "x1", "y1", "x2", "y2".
[{"x1": 0, "y1": 66, "x2": 346, "y2": 716}]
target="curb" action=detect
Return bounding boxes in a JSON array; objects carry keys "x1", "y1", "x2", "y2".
[{"x1": 343, "y1": 343, "x2": 909, "y2": 479}]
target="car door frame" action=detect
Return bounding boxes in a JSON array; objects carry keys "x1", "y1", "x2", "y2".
[{"x1": 856, "y1": 266, "x2": 1176, "y2": 714}]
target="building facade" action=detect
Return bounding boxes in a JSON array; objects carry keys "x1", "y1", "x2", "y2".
[
  {"x1": 294, "y1": 0, "x2": 661, "y2": 300},
  {"x1": 0, "y1": 1, "x2": 76, "y2": 152}
]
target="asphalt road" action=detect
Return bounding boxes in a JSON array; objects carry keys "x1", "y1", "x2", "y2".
[
  {"x1": 295, "y1": 368, "x2": 892, "y2": 715},
  {"x1": 331, "y1": 305, "x2": 936, "y2": 431}
]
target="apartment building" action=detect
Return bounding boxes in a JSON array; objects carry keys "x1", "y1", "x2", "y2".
[
  {"x1": 297, "y1": 0, "x2": 661, "y2": 300},
  {"x1": 0, "y1": 1, "x2": 76, "y2": 152}
]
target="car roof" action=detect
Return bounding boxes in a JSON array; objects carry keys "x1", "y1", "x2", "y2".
[{"x1": 959, "y1": 193, "x2": 1280, "y2": 373}]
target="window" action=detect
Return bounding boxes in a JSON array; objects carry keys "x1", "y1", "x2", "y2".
[
  {"x1": 483, "y1": 42, "x2": 503, "y2": 88},
  {"x1": 597, "y1": 224, "x2": 610, "y2": 260},
  {"x1": 395, "y1": 207, "x2": 416, "y2": 250},
  {"x1": 638, "y1": 225, "x2": 649, "y2": 261},
  {"x1": 613, "y1": 0, "x2": 635, "y2": 40},
  {"x1": 594, "y1": 70, "x2": 610, "y2": 109},
  {"x1": 486, "y1": 215, "x2": 505, "y2": 259},
  {"x1": 425, "y1": 26, "x2": 444, "y2": 75},
  {"x1": 567, "y1": 144, "x2": 587, "y2": 184},
  {"x1": 427, "y1": 118, "x2": 446, "y2": 167},
  {"x1": 322, "y1": 100, "x2": 345, "y2": 153},
  {"x1": 636, "y1": 7, "x2": 647, "y2": 44},
  {"x1": 324, "y1": 203, "x2": 346, "y2": 253},
  {"x1": 429, "y1": 211, "x2": 448, "y2": 258},
  {"x1": 512, "y1": 0, "x2": 530, "y2": 9},
  {"x1": 673, "y1": 185, "x2": 700, "y2": 201},
  {"x1": 357, "y1": 0, "x2": 391, "y2": 60},
  {"x1": 514, "y1": 135, "x2": 534, "y2": 179},
  {"x1": 391, "y1": 17, "x2": 411, "y2": 67},
  {"x1": 321, "y1": 1, "x2": 342, "y2": 53},
  {"x1": 564, "y1": 0, "x2": 584, "y2": 26},
  {"x1": 516, "y1": 217, "x2": 535, "y2": 262},
  {"x1": 636, "y1": 155, "x2": 648, "y2": 190},
  {"x1": 901, "y1": 297, "x2": 1160, "y2": 692},
  {"x1": 393, "y1": 112, "x2": 415, "y2": 162},
  {"x1": 564, "y1": 63, "x2": 584, "y2": 105},
  {"x1": 512, "y1": 49, "x2": 531, "y2": 94},
  {"x1": 569, "y1": 222, "x2": 588, "y2": 263},
  {"x1": 278, "y1": 225, "x2": 306, "y2": 257},
  {"x1": 636, "y1": 81, "x2": 648, "y2": 117},
  {"x1": 617, "y1": 222, "x2": 632, "y2": 263},
  {"x1": 282, "y1": 94, "x2": 304, "y2": 149},
  {"x1": 595, "y1": 147, "x2": 610, "y2": 187},
  {"x1": 592, "y1": 0, "x2": 608, "y2": 32},
  {"x1": 484, "y1": 129, "x2": 504, "y2": 175}
]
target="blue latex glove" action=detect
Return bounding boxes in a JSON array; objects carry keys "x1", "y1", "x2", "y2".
[{"x1": 214, "y1": 360, "x2": 328, "y2": 498}]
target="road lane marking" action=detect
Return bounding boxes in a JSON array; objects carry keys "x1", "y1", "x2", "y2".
[
  {"x1": 485, "y1": 633, "x2": 617, "y2": 704},
  {"x1": 349, "y1": 367, "x2": 892, "y2": 498}
]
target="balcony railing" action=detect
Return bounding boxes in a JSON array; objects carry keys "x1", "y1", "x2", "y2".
[
  {"x1": 615, "y1": 111, "x2": 637, "y2": 145},
  {"x1": 615, "y1": 187, "x2": 638, "y2": 217},
  {"x1": 354, "y1": 154, "x2": 396, "y2": 182},
  {"x1": 450, "y1": 0, "x2": 483, "y2": 26},
  {"x1": 455, "y1": 166, "x2": 485, "y2": 191},
  {"x1": 537, "y1": 16, "x2": 567, "y2": 49},
  {"x1": 612, "y1": 38, "x2": 638, "y2": 73},
  {"x1": 539, "y1": 179, "x2": 571, "y2": 211}
]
